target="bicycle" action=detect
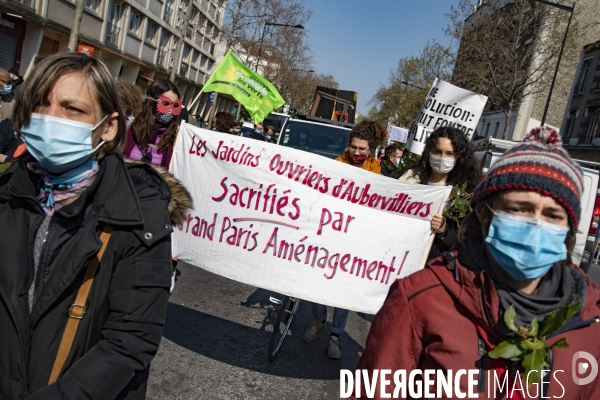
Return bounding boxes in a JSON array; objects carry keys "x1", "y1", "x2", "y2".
[{"x1": 267, "y1": 295, "x2": 302, "y2": 361}]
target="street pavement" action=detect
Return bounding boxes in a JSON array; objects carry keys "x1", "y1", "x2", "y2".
[
  {"x1": 147, "y1": 262, "x2": 600, "y2": 400},
  {"x1": 147, "y1": 262, "x2": 372, "y2": 400}
]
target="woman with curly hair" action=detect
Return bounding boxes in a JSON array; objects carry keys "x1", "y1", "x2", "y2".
[
  {"x1": 335, "y1": 119, "x2": 387, "y2": 173},
  {"x1": 302, "y1": 119, "x2": 388, "y2": 361},
  {"x1": 115, "y1": 78, "x2": 143, "y2": 128},
  {"x1": 124, "y1": 79, "x2": 182, "y2": 168},
  {"x1": 400, "y1": 126, "x2": 481, "y2": 260},
  {"x1": 212, "y1": 111, "x2": 236, "y2": 133}
]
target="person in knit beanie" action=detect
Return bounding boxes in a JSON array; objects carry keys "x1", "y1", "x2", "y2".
[{"x1": 351, "y1": 128, "x2": 600, "y2": 399}]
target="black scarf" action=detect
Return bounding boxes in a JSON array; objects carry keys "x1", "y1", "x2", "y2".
[{"x1": 459, "y1": 240, "x2": 588, "y2": 337}]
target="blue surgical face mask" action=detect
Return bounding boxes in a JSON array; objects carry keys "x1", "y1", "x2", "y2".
[
  {"x1": 0, "y1": 84, "x2": 12, "y2": 95},
  {"x1": 21, "y1": 113, "x2": 107, "y2": 174},
  {"x1": 485, "y1": 208, "x2": 569, "y2": 281},
  {"x1": 233, "y1": 128, "x2": 241, "y2": 133}
]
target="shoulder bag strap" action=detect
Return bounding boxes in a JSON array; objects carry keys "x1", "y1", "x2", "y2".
[{"x1": 48, "y1": 224, "x2": 114, "y2": 384}]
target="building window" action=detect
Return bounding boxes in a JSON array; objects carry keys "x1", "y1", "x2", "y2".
[
  {"x1": 576, "y1": 58, "x2": 592, "y2": 94},
  {"x1": 85, "y1": 0, "x2": 101, "y2": 12},
  {"x1": 163, "y1": 0, "x2": 175, "y2": 24},
  {"x1": 562, "y1": 110, "x2": 577, "y2": 143},
  {"x1": 182, "y1": 45, "x2": 190, "y2": 62},
  {"x1": 484, "y1": 123, "x2": 490, "y2": 137},
  {"x1": 192, "y1": 50, "x2": 199, "y2": 66},
  {"x1": 106, "y1": 1, "x2": 123, "y2": 46},
  {"x1": 189, "y1": 7, "x2": 198, "y2": 24},
  {"x1": 129, "y1": 12, "x2": 143, "y2": 36},
  {"x1": 584, "y1": 109, "x2": 599, "y2": 145},
  {"x1": 107, "y1": 0, "x2": 123, "y2": 24},
  {"x1": 493, "y1": 122, "x2": 500, "y2": 138},
  {"x1": 146, "y1": 23, "x2": 158, "y2": 45}
]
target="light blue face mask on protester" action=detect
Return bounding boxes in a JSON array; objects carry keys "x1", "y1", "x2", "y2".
[
  {"x1": 485, "y1": 208, "x2": 569, "y2": 281},
  {"x1": 0, "y1": 84, "x2": 12, "y2": 95},
  {"x1": 21, "y1": 113, "x2": 107, "y2": 174}
]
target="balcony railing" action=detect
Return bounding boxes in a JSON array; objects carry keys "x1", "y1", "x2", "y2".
[
  {"x1": 9, "y1": 0, "x2": 35, "y2": 11},
  {"x1": 105, "y1": 22, "x2": 120, "y2": 47}
]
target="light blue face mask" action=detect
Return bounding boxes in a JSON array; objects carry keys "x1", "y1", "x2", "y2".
[
  {"x1": 0, "y1": 84, "x2": 12, "y2": 95},
  {"x1": 485, "y1": 208, "x2": 569, "y2": 281},
  {"x1": 21, "y1": 113, "x2": 107, "y2": 174}
]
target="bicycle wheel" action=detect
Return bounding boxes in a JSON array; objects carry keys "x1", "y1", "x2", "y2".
[{"x1": 268, "y1": 296, "x2": 300, "y2": 361}]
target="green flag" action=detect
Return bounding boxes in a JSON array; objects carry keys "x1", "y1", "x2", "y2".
[{"x1": 202, "y1": 51, "x2": 285, "y2": 123}]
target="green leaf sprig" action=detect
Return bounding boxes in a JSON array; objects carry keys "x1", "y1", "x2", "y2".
[
  {"x1": 488, "y1": 302, "x2": 580, "y2": 385},
  {"x1": 443, "y1": 182, "x2": 472, "y2": 227}
]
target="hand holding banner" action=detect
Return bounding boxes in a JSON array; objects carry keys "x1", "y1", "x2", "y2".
[{"x1": 170, "y1": 124, "x2": 451, "y2": 314}]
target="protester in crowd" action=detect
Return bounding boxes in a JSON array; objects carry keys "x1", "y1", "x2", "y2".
[
  {"x1": 0, "y1": 67, "x2": 24, "y2": 104},
  {"x1": 233, "y1": 120, "x2": 242, "y2": 136},
  {"x1": 377, "y1": 147, "x2": 386, "y2": 165},
  {"x1": 194, "y1": 114, "x2": 203, "y2": 128},
  {"x1": 180, "y1": 106, "x2": 190, "y2": 124},
  {"x1": 0, "y1": 52, "x2": 192, "y2": 399},
  {"x1": 0, "y1": 117, "x2": 16, "y2": 163},
  {"x1": 303, "y1": 119, "x2": 387, "y2": 359},
  {"x1": 115, "y1": 78, "x2": 143, "y2": 129},
  {"x1": 352, "y1": 127, "x2": 600, "y2": 399},
  {"x1": 265, "y1": 125, "x2": 276, "y2": 143},
  {"x1": 380, "y1": 142, "x2": 405, "y2": 179},
  {"x1": 334, "y1": 119, "x2": 386, "y2": 173},
  {"x1": 124, "y1": 78, "x2": 182, "y2": 168},
  {"x1": 400, "y1": 126, "x2": 480, "y2": 260},
  {"x1": 212, "y1": 111, "x2": 236, "y2": 133},
  {"x1": 245, "y1": 122, "x2": 273, "y2": 142}
]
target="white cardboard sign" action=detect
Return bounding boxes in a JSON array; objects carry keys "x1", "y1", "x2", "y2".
[
  {"x1": 387, "y1": 125, "x2": 410, "y2": 143},
  {"x1": 406, "y1": 78, "x2": 488, "y2": 155},
  {"x1": 170, "y1": 124, "x2": 451, "y2": 314}
]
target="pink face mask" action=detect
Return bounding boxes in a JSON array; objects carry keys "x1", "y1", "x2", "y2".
[{"x1": 349, "y1": 154, "x2": 367, "y2": 165}]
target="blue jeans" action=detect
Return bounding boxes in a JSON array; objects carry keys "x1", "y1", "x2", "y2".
[{"x1": 311, "y1": 303, "x2": 350, "y2": 335}]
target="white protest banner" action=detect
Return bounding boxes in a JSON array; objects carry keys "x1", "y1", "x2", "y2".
[
  {"x1": 170, "y1": 124, "x2": 451, "y2": 314},
  {"x1": 387, "y1": 125, "x2": 409, "y2": 143},
  {"x1": 406, "y1": 78, "x2": 488, "y2": 155}
]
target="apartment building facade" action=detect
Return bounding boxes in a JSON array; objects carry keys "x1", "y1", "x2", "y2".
[
  {"x1": 456, "y1": 0, "x2": 600, "y2": 142},
  {"x1": 0, "y1": 0, "x2": 235, "y2": 120},
  {"x1": 560, "y1": 39, "x2": 600, "y2": 162}
]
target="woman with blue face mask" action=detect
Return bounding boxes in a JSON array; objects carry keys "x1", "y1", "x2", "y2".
[
  {"x1": 0, "y1": 53, "x2": 191, "y2": 399},
  {"x1": 351, "y1": 128, "x2": 600, "y2": 399}
]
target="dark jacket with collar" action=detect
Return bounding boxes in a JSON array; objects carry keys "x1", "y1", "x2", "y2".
[{"x1": 0, "y1": 154, "x2": 191, "y2": 400}]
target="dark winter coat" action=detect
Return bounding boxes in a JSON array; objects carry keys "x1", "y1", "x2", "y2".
[
  {"x1": 380, "y1": 158, "x2": 405, "y2": 179},
  {"x1": 352, "y1": 251, "x2": 600, "y2": 399},
  {"x1": 0, "y1": 153, "x2": 192, "y2": 399}
]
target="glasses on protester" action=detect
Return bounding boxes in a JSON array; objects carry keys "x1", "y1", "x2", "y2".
[{"x1": 348, "y1": 144, "x2": 370, "y2": 155}]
